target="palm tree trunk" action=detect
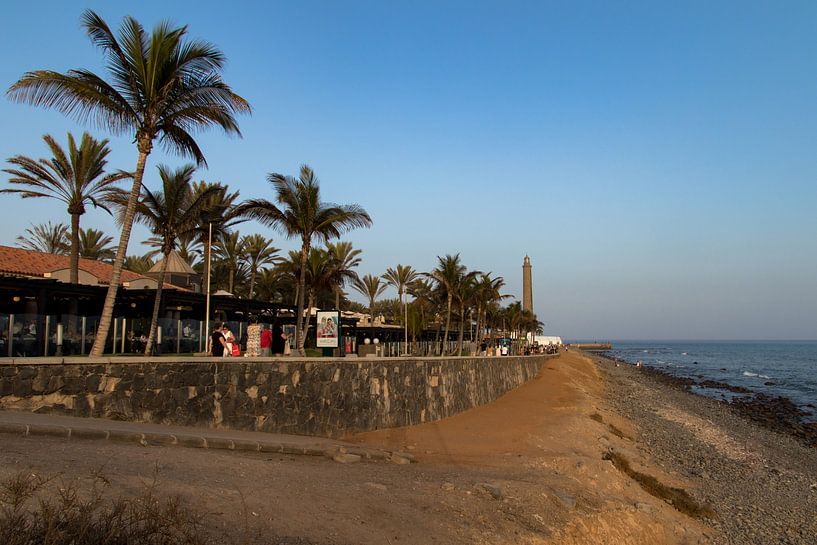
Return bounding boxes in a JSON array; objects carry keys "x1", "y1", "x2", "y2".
[
  {"x1": 69, "y1": 212, "x2": 80, "y2": 284},
  {"x1": 369, "y1": 299, "x2": 375, "y2": 341},
  {"x1": 295, "y1": 242, "x2": 309, "y2": 355},
  {"x1": 335, "y1": 287, "x2": 341, "y2": 312},
  {"x1": 400, "y1": 289, "x2": 407, "y2": 350},
  {"x1": 91, "y1": 145, "x2": 150, "y2": 357},
  {"x1": 456, "y1": 303, "x2": 466, "y2": 356},
  {"x1": 248, "y1": 267, "x2": 257, "y2": 300},
  {"x1": 228, "y1": 267, "x2": 235, "y2": 294},
  {"x1": 300, "y1": 290, "x2": 314, "y2": 349},
  {"x1": 144, "y1": 251, "x2": 169, "y2": 355},
  {"x1": 442, "y1": 295, "x2": 452, "y2": 357}
]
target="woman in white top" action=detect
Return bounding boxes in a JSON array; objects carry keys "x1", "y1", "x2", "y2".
[{"x1": 222, "y1": 325, "x2": 235, "y2": 357}]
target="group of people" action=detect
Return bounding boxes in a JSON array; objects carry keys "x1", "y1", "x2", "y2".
[
  {"x1": 209, "y1": 316, "x2": 290, "y2": 358},
  {"x1": 479, "y1": 340, "x2": 510, "y2": 357}
]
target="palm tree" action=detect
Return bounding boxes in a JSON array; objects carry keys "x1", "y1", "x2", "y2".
[
  {"x1": 352, "y1": 274, "x2": 387, "y2": 339},
  {"x1": 130, "y1": 164, "x2": 217, "y2": 354},
  {"x1": 301, "y1": 247, "x2": 338, "y2": 344},
  {"x1": 143, "y1": 232, "x2": 200, "y2": 266},
  {"x1": 7, "y1": 10, "x2": 250, "y2": 356},
  {"x1": 78, "y1": 227, "x2": 116, "y2": 261},
  {"x1": 474, "y1": 273, "x2": 508, "y2": 343},
  {"x1": 123, "y1": 254, "x2": 154, "y2": 275},
  {"x1": 2, "y1": 132, "x2": 128, "y2": 283},
  {"x1": 191, "y1": 181, "x2": 243, "y2": 295},
  {"x1": 254, "y1": 267, "x2": 290, "y2": 303},
  {"x1": 407, "y1": 278, "x2": 435, "y2": 349},
  {"x1": 326, "y1": 241, "x2": 362, "y2": 311},
  {"x1": 454, "y1": 270, "x2": 480, "y2": 355},
  {"x1": 382, "y1": 264, "x2": 419, "y2": 350},
  {"x1": 425, "y1": 254, "x2": 466, "y2": 356},
  {"x1": 240, "y1": 234, "x2": 279, "y2": 299},
  {"x1": 238, "y1": 165, "x2": 372, "y2": 354},
  {"x1": 15, "y1": 221, "x2": 68, "y2": 254},
  {"x1": 213, "y1": 231, "x2": 243, "y2": 294}
]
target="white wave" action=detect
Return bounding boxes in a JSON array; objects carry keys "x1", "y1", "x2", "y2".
[
  {"x1": 759, "y1": 374, "x2": 771, "y2": 379},
  {"x1": 681, "y1": 352, "x2": 688, "y2": 355},
  {"x1": 743, "y1": 371, "x2": 758, "y2": 377}
]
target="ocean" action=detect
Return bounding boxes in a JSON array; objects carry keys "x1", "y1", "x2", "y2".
[{"x1": 597, "y1": 341, "x2": 817, "y2": 421}]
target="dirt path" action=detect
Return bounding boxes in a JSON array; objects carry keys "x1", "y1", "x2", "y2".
[{"x1": 0, "y1": 352, "x2": 712, "y2": 544}]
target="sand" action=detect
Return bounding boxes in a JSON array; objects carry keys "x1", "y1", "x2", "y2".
[{"x1": 1, "y1": 350, "x2": 726, "y2": 544}]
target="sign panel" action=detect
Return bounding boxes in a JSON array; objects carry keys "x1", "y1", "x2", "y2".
[{"x1": 316, "y1": 310, "x2": 340, "y2": 348}]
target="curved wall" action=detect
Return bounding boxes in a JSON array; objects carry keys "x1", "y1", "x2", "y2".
[{"x1": 0, "y1": 355, "x2": 554, "y2": 438}]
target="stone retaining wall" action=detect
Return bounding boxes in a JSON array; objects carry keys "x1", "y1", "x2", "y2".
[{"x1": 0, "y1": 355, "x2": 554, "y2": 438}]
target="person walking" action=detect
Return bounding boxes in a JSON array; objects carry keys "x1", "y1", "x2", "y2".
[
  {"x1": 222, "y1": 324, "x2": 235, "y2": 357},
  {"x1": 210, "y1": 322, "x2": 227, "y2": 357},
  {"x1": 246, "y1": 316, "x2": 262, "y2": 357},
  {"x1": 260, "y1": 324, "x2": 272, "y2": 357},
  {"x1": 271, "y1": 320, "x2": 286, "y2": 356}
]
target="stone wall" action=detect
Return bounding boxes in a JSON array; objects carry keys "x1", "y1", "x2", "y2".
[{"x1": 0, "y1": 355, "x2": 554, "y2": 438}]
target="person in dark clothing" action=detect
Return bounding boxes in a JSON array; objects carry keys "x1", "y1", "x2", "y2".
[
  {"x1": 210, "y1": 322, "x2": 227, "y2": 357},
  {"x1": 271, "y1": 321, "x2": 285, "y2": 356}
]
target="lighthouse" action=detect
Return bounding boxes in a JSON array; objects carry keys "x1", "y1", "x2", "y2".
[{"x1": 522, "y1": 255, "x2": 533, "y2": 313}]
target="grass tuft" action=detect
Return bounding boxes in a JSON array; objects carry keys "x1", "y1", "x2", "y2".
[{"x1": 0, "y1": 471, "x2": 212, "y2": 545}]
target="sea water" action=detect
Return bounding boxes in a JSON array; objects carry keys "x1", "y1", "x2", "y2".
[{"x1": 598, "y1": 341, "x2": 817, "y2": 420}]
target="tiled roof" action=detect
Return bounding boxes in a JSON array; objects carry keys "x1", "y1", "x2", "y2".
[{"x1": 0, "y1": 245, "x2": 183, "y2": 289}]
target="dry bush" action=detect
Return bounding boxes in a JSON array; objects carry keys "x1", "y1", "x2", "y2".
[{"x1": 0, "y1": 470, "x2": 218, "y2": 545}]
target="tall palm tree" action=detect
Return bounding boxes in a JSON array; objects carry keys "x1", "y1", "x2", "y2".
[
  {"x1": 130, "y1": 164, "x2": 217, "y2": 354},
  {"x1": 213, "y1": 231, "x2": 243, "y2": 294},
  {"x1": 301, "y1": 247, "x2": 338, "y2": 345},
  {"x1": 326, "y1": 241, "x2": 362, "y2": 311},
  {"x1": 407, "y1": 278, "x2": 435, "y2": 346},
  {"x1": 238, "y1": 165, "x2": 372, "y2": 354},
  {"x1": 191, "y1": 181, "x2": 243, "y2": 295},
  {"x1": 254, "y1": 267, "x2": 290, "y2": 303},
  {"x1": 424, "y1": 254, "x2": 466, "y2": 356},
  {"x1": 240, "y1": 234, "x2": 279, "y2": 299},
  {"x1": 77, "y1": 227, "x2": 116, "y2": 262},
  {"x1": 7, "y1": 10, "x2": 250, "y2": 356},
  {"x1": 454, "y1": 270, "x2": 480, "y2": 355},
  {"x1": 352, "y1": 274, "x2": 387, "y2": 339},
  {"x1": 382, "y1": 264, "x2": 419, "y2": 349},
  {"x1": 474, "y1": 273, "x2": 508, "y2": 343},
  {"x1": 2, "y1": 132, "x2": 128, "y2": 283},
  {"x1": 15, "y1": 221, "x2": 68, "y2": 254},
  {"x1": 143, "y1": 232, "x2": 200, "y2": 266}
]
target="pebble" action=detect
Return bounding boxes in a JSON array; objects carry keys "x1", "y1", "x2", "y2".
[
  {"x1": 594, "y1": 354, "x2": 817, "y2": 545},
  {"x1": 332, "y1": 453, "x2": 361, "y2": 464},
  {"x1": 474, "y1": 482, "x2": 503, "y2": 499}
]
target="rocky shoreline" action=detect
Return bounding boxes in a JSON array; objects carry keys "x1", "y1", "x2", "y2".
[
  {"x1": 593, "y1": 351, "x2": 817, "y2": 545},
  {"x1": 598, "y1": 352, "x2": 817, "y2": 448}
]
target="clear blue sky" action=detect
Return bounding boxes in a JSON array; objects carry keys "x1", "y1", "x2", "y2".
[{"x1": 1, "y1": 1, "x2": 815, "y2": 340}]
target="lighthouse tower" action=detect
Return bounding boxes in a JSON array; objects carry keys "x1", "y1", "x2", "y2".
[{"x1": 522, "y1": 256, "x2": 533, "y2": 313}]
